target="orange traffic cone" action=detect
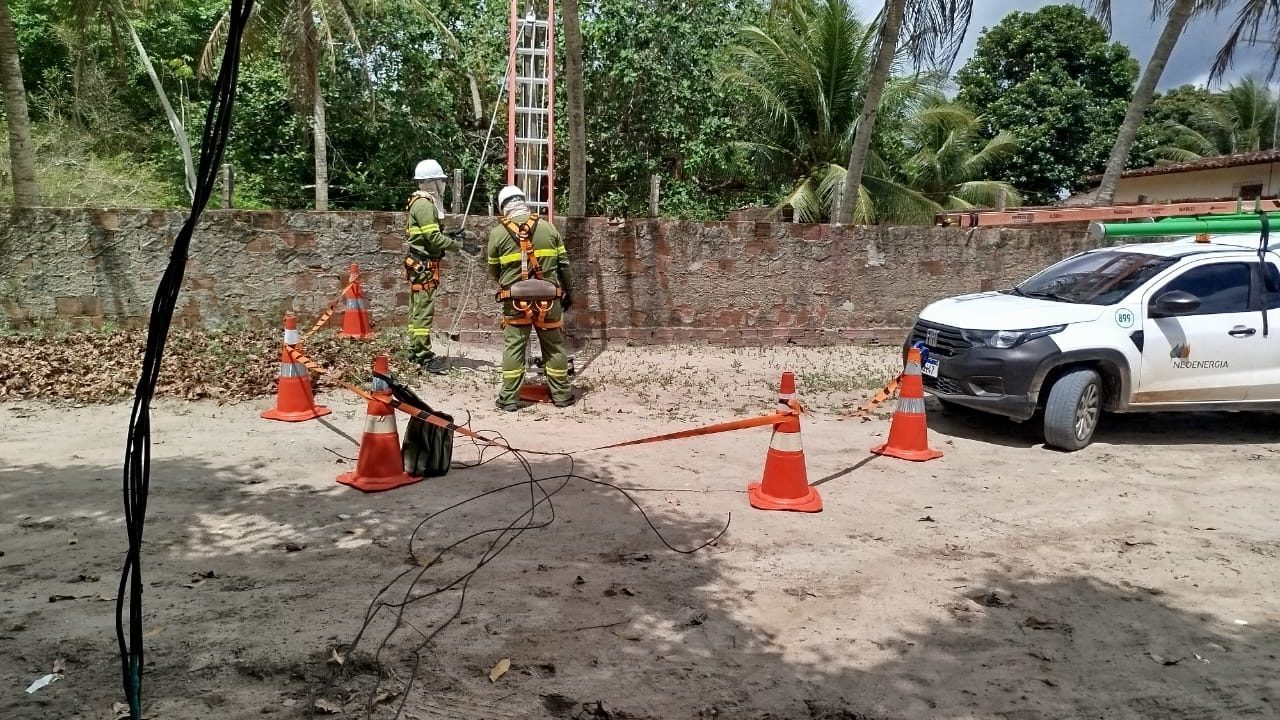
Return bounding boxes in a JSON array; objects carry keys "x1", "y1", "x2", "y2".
[
  {"x1": 262, "y1": 313, "x2": 332, "y2": 422},
  {"x1": 871, "y1": 347, "x2": 943, "y2": 462},
  {"x1": 519, "y1": 382, "x2": 552, "y2": 404},
  {"x1": 748, "y1": 372, "x2": 823, "y2": 513},
  {"x1": 338, "y1": 354, "x2": 418, "y2": 492},
  {"x1": 339, "y1": 264, "x2": 374, "y2": 339}
]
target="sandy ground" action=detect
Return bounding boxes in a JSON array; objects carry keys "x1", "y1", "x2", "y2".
[{"x1": 2, "y1": 343, "x2": 1279, "y2": 720}]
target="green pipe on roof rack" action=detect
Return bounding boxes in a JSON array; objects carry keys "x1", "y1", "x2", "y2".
[{"x1": 1088, "y1": 213, "x2": 1280, "y2": 241}]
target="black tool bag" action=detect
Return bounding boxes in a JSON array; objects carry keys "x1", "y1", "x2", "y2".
[{"x1": 373, "y1": 371, "x2": 454, "y2": 478}]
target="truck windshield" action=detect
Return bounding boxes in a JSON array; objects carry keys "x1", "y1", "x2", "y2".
[{"x1": 1012, "y1": 251, "x2": 1179, "y2": 305}]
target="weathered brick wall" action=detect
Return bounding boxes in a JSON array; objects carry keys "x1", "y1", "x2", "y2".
[{"x1": 0, "y1": 208, "x2": 1107, "y2": 345}]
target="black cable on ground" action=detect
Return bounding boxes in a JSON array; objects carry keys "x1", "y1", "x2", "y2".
[
  {"x1": 116, "y1": 2, "x2": 253, "y2": 717},
  {"x1": 328, "y1": 425, "x2": 730, "y2": 720}
]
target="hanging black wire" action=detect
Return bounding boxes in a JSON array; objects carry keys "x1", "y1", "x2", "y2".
[
  {"x1": 326, "y1": 425, "x2": 730, "y2": 720},
  {"x1": 116, "y1": 1, "x2": 254, "y2": 717}
]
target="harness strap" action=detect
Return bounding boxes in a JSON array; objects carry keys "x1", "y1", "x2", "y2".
[
  {"x1": 500, "y1": 215, "x2": 544, "y2": 281},
  {"x1": 496, "y1": 214, "x2": 564, "y2": 328},
  {"x1": 404, "y1": 256, "x2": 442, "y2": 292}
]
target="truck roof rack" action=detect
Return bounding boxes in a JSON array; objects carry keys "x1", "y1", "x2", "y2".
[{"x1": 935, "y1": 199, "x2": 1280, "y2": 228}]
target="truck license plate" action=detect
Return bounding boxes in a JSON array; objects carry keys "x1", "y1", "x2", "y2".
[{"x1": 922, "y1": 358, "x2": 940, "y2": 378}]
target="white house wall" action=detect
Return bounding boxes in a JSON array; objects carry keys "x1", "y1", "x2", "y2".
[{"x1": 1112, "y1": 163, "x2": 1279, "y2": 203}]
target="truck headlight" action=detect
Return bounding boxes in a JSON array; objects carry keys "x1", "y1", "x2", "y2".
[{"x1": 962, "y1": 325, "x2": 1065, "y2": 349}]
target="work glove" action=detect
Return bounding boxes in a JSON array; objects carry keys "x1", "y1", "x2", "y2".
[
  {"x1": 560, "y1": 292, "x2": 574, "y2": 311},
  {"x1": 445, "y1": 227, "x2": 482, "y2": 257}
]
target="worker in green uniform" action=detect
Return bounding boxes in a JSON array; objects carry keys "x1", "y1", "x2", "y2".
[
  {"x1": 486, "y1": 185, "x2": 575, "y2": 410},
  {"x1": 403, "y1": 159, "x2": 477, "y2": 374}
]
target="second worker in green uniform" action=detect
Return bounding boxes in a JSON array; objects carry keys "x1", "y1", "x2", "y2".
[
  {"x1": 486, "y1": 185, "x2": 575, "y2": 410},
  {"x1": 403, "y1": 159, "x2": 477, "y2": 374}
]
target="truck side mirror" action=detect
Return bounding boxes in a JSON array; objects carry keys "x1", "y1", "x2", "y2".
[{"x1": 1150, "y1": 290, "x2": 1201, "y2": 318}]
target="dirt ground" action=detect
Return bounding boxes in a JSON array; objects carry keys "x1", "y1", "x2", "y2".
[{"x1": 2, "y1": 342, "x2": 1279, "y2": 720}]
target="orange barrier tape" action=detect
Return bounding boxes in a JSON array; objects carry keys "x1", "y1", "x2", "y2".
[
  {"x1": 301, "y1": 280, "x2": 357, "y2": 343},
  {"x1": 837, "y1": 375, "x2": 901, "y2": 422},
  {"x1": 284, "y1": 346, "x2": 513, "y2": 450},
  {"x1": 578, "y1": 400, "x2": 798, "y2": 452},
  {"x1": 282, "y1": 346, "x2": 791, "y2": 457}
]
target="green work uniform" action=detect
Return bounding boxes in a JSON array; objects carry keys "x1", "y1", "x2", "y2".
[
  {"x1": 404, "y1": 191, "x2": 459, "y2": 364},
  {"x1": 486, "y1": 213, "x2": 574, "y2": 407}
]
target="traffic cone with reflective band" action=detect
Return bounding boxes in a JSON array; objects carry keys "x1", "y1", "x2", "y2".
[
  {"x1": 262, "y1": 313, "x2": 331, "y2": 422},
  {"x1": 748, "y1": 372, "x2": 822, "y2": 513},
  {"x1": 338, "y1": 354, "x2": 418, "y2": 492},
  {"x1": 871, "y1": 347, "x2": 943, "y2": 462},
  {"x1": 339, "y1": 263, "x2": 374, "y2": 339}
]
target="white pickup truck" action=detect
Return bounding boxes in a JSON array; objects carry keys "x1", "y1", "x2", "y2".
[{"x1": 907, "y1": 233, "x2": 1280, "y2": 450}]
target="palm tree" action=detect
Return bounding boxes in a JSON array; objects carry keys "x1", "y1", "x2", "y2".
[
  {"x1": 1210, "y1": 0, "x2": 1280, "y2": 83},
  {"x1": 61, "y1": 0, "x2": 198, "y2": 199},
  {"x1": 900, "y1": 97, "x2": 1023, "y2": 210},
  {"x1": 723, "y1": 0, "x2": 940, "y2": 223},
  {"x1": 1088, "y1": 0, "x2": 1198, "y2": 205},
  {"x1": 835, "y1": 0, "x2": 973, "y2": 224},
  {"x1": 203, "y1": 0, "x2": 365, "y2": 211},
  {"x1": 562, "y1": 0, "x2": 587, "y2": 216},
  {"x1": 0, "y1": 0, "x2": 40, "y2": 206},
  {"x1": 1154, "y1": 76, "x2": 1276, "y2": 160}
]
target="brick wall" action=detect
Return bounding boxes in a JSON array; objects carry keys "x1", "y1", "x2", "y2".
[{"x1": 0, "y1": 208, "x2": 1107, "y2": 345}]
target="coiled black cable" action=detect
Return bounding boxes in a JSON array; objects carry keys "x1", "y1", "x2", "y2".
[{"x1": 117, "y1": 1, "x2": 254, "y2": 717}]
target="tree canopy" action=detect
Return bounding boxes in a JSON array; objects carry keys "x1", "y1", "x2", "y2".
[{"x1": 2, "y1": 0, "x2": 1275, "y2": 217}]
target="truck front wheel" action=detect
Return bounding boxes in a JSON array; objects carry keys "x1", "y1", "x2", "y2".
[{"x1": 1043, "y1": 368, "x2": 1102, "y2": 451}]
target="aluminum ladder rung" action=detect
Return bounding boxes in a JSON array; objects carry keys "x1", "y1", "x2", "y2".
[{"x1": 515, "y1": 169, "x2": 550, "y2": 176}]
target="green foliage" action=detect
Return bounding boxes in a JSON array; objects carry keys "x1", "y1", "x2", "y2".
[
  {"x1": 722, "y1": 0, "x2": 946, "y2": 223},
  {"x1": 574, "y1": 0, "x2": 765, "y2": 219},
  {"x1": 897, "y1": 95, "x2": 1022, "y2": 210},
  {"x1": 1139, "y1": 79, "x2": 1278, "y2": 163},
  {"x1": 955, "y1": 5, "x2": 1144, "y2": 204},
  {"x1": 0, "y1": 117, "x2": 181, "y2": 206}
]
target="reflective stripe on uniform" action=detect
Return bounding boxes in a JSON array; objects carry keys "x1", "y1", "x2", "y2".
[
  {"x1": 408, "y1": 326, "x2": 432, "y2": 337},
  {"x1": 487, "y1": 256, "x2": 501, "y2": 265},
  {"x1": 496, "y1": 248, "x2": 558, "y2": 265},
  {"x1": 897, "y1": 396, "x2": 927, "y2": 414},
  {"x1": 544, "y1": 366, "x2": 569, "y2": 378},
  {"x1": 408, "y1": 223, "x2": 440, "y2": 236},
  {"x1": 769, "y1": 428, "x2": 803, "y2": 452},
  {"x1": 279, "y1": 362, "x2": 309, "y2": 378},
  {"x1": 502, "y1": 369, "x2": 525, "y2": 379}
]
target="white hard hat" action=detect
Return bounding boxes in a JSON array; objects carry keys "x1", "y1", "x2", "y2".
[
  {"x1": 413, "y1": 159, "x2": 446, "y2": 181},
  {"x1": 497, "y1": 185, "x2": 525, "y2": 211}
]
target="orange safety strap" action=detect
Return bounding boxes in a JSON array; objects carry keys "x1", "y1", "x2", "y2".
[
  {"x1": 576, "y1": 401, "x2": 800, "y2": 453},
  {"x1": 497, "y1": 214, "x2": 562, "y2": 328},
  {"x1": 299, "y1": 280, "x2": 357, "y2": 343},
  {"x1": 500, "y1": 215, "x2": 544, "y2": 282},
  {"x1": 404, "y1": 257, "x2": 442, "y2": 292},
  {"x1": 284, "y1": 345, "x2": 792, "y2": 456},
  {"x1": 837, "y1": 375, "x2": 902, "y2": 422}
]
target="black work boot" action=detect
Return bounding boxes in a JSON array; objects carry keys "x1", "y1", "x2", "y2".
[{"x1": 422, "y1": 355, "x2": 448, "y2": 375}]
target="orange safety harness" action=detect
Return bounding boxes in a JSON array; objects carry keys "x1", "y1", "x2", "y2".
[
  {"x1": 494, "y1": 215, "x2": 563, "y2": 329},
  {"x1": 403, "y1": 194, "x2": 443, "y2": 292}
]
